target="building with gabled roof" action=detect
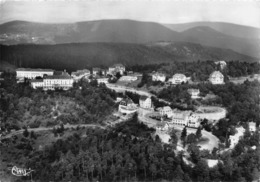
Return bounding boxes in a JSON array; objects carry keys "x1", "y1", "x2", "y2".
[
  {"x1": 151, "y1": 72, "x2": 166, "y2": 82},
  {"x1": 169, "y1": 73, "x2": 187, "y2": 85},
  {"x1": 157, "y1": 106, "x2": 173, "y2": 118},
  {"x1": 171, "y1": 109, "x2": 200, "y2": 128},
  {"x1": 209, "y1": 71, "x2": 224, "y2": 85},
  {"x1": 16, "y1": 68, "x2": 54, "y2": 80},
  {"x1": 30, "y1": 71, "x2": 73, "y2": 90},
  {"x1": 108, "y1": 64, "x2": 126, "y2": 75},
  {"x1": 118, "y1": 97, "x2": 138, "y2": 114},
  {"x1": 119, "y1": 75, "x2": 138, "y2": 82},
  {"x1": 156, "y1": 121, "x2": 170, "y2": 131},
  {"x1": 97, "y1": 77, "x2": 109, "y2": 85},
  {"x1": 139, "y1": 96, "x2": 152, "y2": 109}
]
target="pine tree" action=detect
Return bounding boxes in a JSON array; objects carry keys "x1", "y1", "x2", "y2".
[
  {"x1": 181, "y1": 127, "x2": 187, "y2": 147},
  {"x1": 23, "y1": 128, "x2": 29, "y2": 137},
  {"x1": 196, "y1": 126, "x2": 202, "y2": 139}
]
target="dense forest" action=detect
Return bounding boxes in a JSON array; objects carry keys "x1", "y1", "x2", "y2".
[
  {"x1": 0, "y1": 42, "x2": 258, "y2": 73},
  {"x1": 0, "y1": 72, "x2": 117, "y2": 131},
  {"x1": 1, "y1": 114, "x2": 258, "y2": 181}
]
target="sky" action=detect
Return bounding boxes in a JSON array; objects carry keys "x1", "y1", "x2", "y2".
[{"x1": 1, "y1": 0, "x2": 260, "y2": 28}]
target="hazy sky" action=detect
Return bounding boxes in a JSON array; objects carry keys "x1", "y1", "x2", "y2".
[{"x1": 1, "y1": 0, "x2": 260, "y2": 28}]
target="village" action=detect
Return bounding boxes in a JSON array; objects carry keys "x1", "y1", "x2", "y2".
[{"x1": 9, "y1": 60, "x2": 259, "y2": 169}]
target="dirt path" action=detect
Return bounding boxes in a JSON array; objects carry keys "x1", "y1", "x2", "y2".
[{"x1": 1, "y1": 124, "x2": 105, "y2": 139}]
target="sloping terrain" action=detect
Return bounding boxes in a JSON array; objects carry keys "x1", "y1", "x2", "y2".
[
  {"x1": 163, "y1": 21, "x2": 260, "y2": 39},
  {"x1": 0, "y1": 20, "x2": 259, "y2": 58},
  {"x1": 0, "y1": 42, "x2": 257, "y2": 72}
]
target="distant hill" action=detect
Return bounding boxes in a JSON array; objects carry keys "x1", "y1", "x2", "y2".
[
  {"x1": 0, "y1": 42, "x2": 257, "y2": 72},
  {"x1": 148, "y1": 41, "x2": 258, "y2": 62},
  {"x1": 0, "y1": 20, "x2": 259, "y2": 58},
  {"x1": 0, "y1": 20, "x2": 180, "y2": 44},
  {"x1": 179, "y1": 26, "x2": 260, "y2": 59},
  {"x1": 163, "y1": 21, "x2": 260, "y2": 39}
]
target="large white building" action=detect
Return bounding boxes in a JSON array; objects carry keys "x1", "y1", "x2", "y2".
[
  {"x1": 151, "y1": 72, "x2": 166, "y2": 82},
  {"x1": 119, "y1": 75, "x2": 138, "y2": 82},
  {"x1": 108, "y1": 64, "x2": 126, "y2": 75},
  {"x1": 168, "y1": 74, "x2": 187, "y2": 84},
  {"x1": 171, "y1": 109, "x2": 200, "y2": 128},
  {"x1": 157, "y1": 106, "x2": 173, "y2": 118},
  {"x1": 71, "y1": 69, "x2": 91, "y2": 82},
  {"x1": 97, "y1": 77, "x2": 109, "y2": 84},
  {"x1": 16, "y1": 68, "x2": 54, "y2": 79},
  {"x1": 209, "y1": 71, "x2": 224, "y2": 85},
  {"x1": 31, "y1": 72, "x2": 73, "y2": 90},
  {"x1": 118, "y1": 97, "x2": 138, "y2": 114},
  {"x1": 139, "y1": 96, "x2": 153, "y2": 109}
]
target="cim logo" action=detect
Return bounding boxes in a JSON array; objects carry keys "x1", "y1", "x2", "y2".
[{"x1": 8, "y1": 166, "x2": 34, "y2": 177}]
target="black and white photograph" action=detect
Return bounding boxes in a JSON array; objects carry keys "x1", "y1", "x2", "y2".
[{"x1": 0, "y1": 0, "x2": 260, "y2": 181}]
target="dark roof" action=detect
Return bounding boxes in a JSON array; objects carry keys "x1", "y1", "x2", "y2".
[
  {"x1": 120, "y1": 97, "x2": 134, "y2": 105},
  {"x1": 31, "y1": 79, "x2": 43, "y2": 83},
  {"x1": 16, "y1": 68, "x2": 54, "y2": 72},
  {"x1": 140, "y1": 95, "x2": 148, "y2": 101},
  {"x1": 54, "y1": 71, "x2": 63, "y2": 75},
  {"x1": 93, "y1": 68, "x2": 101, "y2": 71},
  {"x1": 45, "y1": 74, "x2": 72, "y2": 79}
]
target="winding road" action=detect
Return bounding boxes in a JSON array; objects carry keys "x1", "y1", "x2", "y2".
[
  {"x1": 107, "y1": 83, "x2": 219, "y2": 150},
  {"x1": 1, "y1": 124, "x2": 105, "y2": 139},
  {"x1": 2, "y1": 83, "x2": 219, "y2": 151},
  {"x1": 138, "y1": 110, "x2": 219, "y2": 151}
]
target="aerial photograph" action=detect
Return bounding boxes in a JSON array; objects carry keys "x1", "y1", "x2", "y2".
[{"x1": 0, "y1": 0, "x2": 259, "y2": 181}]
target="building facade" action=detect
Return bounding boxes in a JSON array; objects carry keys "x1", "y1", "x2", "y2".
[
  {"x1": 97, "y1": 78, "x2": 109, "y2": 84},
  {"x1": 169, "y1": 74, "x2": 187, "y2": 84},
  {"x1": 209, "y1": 71, "x2": 224, "y2": 85},
  {"x1": 16, "y1": 68, "x2": 54, "y2": 79},
  {"x1": 119, "y1": 75, "x2": 138, "y2": 82},
  {"x1": 108, "y1": 64, "x2": 126, "y2": 75},
  {"x1": 152, "y1": 72, "x2": 166, "y2": 82},
  {"x1": 31, "y1": 72, "x2": 73, "y2": 90},
  {"x1": 139, "y1": 96, "x2": 152, "y2": 109},
  {"x1": 157, "y1": 106, "x2": 173, "y2": 118},
  {"x1": 171, "y1": 109, "x2": 200, "y2": 128},
  {"x1": 118, "y1": 97, "x2": 138, "y2": 114}
]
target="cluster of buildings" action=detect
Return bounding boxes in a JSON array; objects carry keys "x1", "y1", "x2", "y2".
[
  {"x1": 151, "y1": 70, "x2": 224, "y2": 85},
  {"x1": 156, "y1": 106, "x2": 200, "y2": 128},
  {"x1": 118, "y1": 94, "x2": 201, "y2": 128},
  {"x1": 15, "y1": 64, "x2": 128, "y2": 90},
  {"x1": 118, "y1": 95, "x2": 153, "y2": 114},
  {"x1": 16, "y1": 68, "x2": 74, "y2": 90}
]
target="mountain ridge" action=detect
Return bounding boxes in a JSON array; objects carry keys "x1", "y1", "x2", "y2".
[
  {"x1": 0, "y1": 19, "x2": 259, "y2": 58},
  {"x1": 0, "y1": 42, "x2": 258, "y2": 73}
]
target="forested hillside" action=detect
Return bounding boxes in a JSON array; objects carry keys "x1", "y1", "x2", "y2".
[
  {"x1": 0, "y1": 73, "x2": 117, "y2": 131},
  {"x1": 0, "y1": 42, "x2": 257, "y2": 72}
]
